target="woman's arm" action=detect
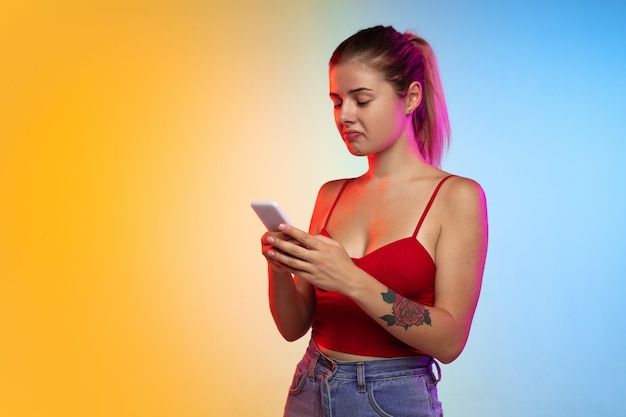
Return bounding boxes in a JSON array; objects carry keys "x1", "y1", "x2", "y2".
[
  {"x1": 266, "y1": 267, "x2": 315, "y2": 342},
  {"x1": 268, "y1": 177, "x2": 488, "y2": 362},
  {"x1": 263, "y1": 180, "x2": 347, "y2": 341}
]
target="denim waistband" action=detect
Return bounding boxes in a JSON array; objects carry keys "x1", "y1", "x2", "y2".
[{"x1": 305, "y1": 338, "x2": 441, "y2": 387}]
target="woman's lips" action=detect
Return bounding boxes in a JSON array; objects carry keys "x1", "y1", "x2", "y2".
[{"x1": 342, "y1": 130, "x2": 362, "y2": 140}]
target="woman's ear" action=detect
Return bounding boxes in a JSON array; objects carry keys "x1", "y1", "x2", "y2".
[{"x1": 405, "y1": 81, "x2": 422, "y2": 114}]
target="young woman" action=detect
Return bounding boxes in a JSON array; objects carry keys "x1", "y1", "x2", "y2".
[{"x1": 261, "y1": 25, "x2": 488, "y2": 417}]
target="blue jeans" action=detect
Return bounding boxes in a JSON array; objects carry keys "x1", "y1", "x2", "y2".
[{"x1": 284, "y1": 339, "x2": 443, "y2": 417}]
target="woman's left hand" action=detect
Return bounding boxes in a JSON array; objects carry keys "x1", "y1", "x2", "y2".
[{"x1": 266, "y1": 223, "x2": 358, "y2": 294}]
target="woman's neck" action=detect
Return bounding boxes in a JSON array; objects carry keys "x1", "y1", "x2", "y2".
[{"x1": 365, "y1": 136, "x2": 430, "y2": 181}]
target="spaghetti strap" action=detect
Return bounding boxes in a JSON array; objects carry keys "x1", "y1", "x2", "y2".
[
  {"x1": 412, "y1": 175, "x2": 455, "y2": 238},
  {"x1": 322, "y1": 179, "x2": 352, "y2": 230}
]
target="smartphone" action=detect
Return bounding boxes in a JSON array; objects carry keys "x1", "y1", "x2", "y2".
[{"x1": 251, "y1": 200, "x2": 293, "y2": 232}]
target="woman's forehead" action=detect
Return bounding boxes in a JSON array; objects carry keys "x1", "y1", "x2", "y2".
[{"x1": 329, "y1": 61, "x2": 384, "y2": 92}]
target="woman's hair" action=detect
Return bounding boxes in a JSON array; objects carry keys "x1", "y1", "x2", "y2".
[{"x1": 330, "y1": 25, "x2": 450, "y2": 167}]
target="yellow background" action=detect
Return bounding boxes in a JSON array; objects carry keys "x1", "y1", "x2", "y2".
[{"x1": 0, "y1": 1, "x2": 360, "y2": 415}]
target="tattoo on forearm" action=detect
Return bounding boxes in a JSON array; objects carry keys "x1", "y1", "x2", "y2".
[{"x1": 379, "y1": 288, "x2": 431, "y2": 329}]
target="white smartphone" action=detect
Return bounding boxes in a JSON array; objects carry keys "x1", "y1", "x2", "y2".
[{"x1": 251, "y1": 200, "x2": 293, "y2": 232}]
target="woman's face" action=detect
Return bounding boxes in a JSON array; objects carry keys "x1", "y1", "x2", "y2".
[{"x1": 329, "y1": 60, "x2": 412, "y2": 156}]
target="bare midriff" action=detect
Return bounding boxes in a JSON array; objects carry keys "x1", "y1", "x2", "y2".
[{"x1": 316, "y1": 343, "x2": 386, "y2": 362}]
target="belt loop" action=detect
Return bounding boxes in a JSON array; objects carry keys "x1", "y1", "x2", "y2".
[
  {"x1": 308, "y1": 354, "x2": 319, "y2": 382},
  {"x1": 430, "y1": 358, "x2": 442, "y2": 385},
  {"x1": 356, "y1": 362, "x2": 366, "y2": 393}
]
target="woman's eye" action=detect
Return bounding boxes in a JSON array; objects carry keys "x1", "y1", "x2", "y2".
[{"x1": 356, "y1": 100, "x2": 371, "y2": 106}]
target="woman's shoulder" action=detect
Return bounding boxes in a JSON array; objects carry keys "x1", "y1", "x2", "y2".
[
  {"x1": 309, "y1": 178, "x2": 354, "y2": 233},
  {"x1": 438, "y1": 174, "x2": 487, "y2": 219},
  {"x1": 443, "y1": 174, "x2": 485, "y2": 200},
  {"x1": 317, "y1": 177, "x2": 353, "y2": 198}
]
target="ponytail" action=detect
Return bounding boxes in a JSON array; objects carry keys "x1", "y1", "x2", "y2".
[{"x1": 405, "y1": 34, "x2": 450, "y2": 168}]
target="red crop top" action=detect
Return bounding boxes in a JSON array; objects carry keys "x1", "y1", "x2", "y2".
[{"x1": 311, "y1": 175, "x2": 454, "y2": 357}]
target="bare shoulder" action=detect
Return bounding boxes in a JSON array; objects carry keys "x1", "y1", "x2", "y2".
[
  {"x1": 318, "y1": 178, "x2": 351, "y2": 200},
  {"x1": 443, "y1": 175, "x2": 485, "y2": 202},
  {"x1": 439, "y1": 175, "x2": 488, "y2": 229},
  {"x1": 309, "y1": 178, "x2": 352, "y2": 234}
]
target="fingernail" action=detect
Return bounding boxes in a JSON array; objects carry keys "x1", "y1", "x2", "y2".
[{"x1": 267, "y1": 236, "x2": 275, "y2": 244}]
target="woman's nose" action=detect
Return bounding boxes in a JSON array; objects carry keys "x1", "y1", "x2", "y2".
[{"x1": 338, "y1": 102, "x2": 354, "y2": 124}]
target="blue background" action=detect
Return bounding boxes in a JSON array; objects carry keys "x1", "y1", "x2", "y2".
[{"x1": 301, "y1": 1, "x2": 626, "y2": 415}]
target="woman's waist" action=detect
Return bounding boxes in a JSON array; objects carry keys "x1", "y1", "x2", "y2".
[
  {"x1": 311, "y1": 325, "x2": 430, "y2": 358},
  {"x1": 307, "y1": 339, "x2": 433, "y2": 378},
  {"x1": 317, "y1": 343, "x2": 388, "y2": 362},
  {"x1": 313, "y1": 338, "x2": 432, "y2": 366}
]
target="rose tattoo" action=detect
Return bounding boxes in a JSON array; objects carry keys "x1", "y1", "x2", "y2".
[{"x1": 380, "y1": 288, "x2": 431, "y2": 329}]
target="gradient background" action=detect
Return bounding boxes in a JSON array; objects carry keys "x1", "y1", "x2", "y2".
[{"x1": 1, "y1": 1, "x2": 625, "y2": 416}]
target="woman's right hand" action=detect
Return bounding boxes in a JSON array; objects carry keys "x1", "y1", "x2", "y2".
[
  {"x1": 261, "y1": 231, "x2": 293, "y2": 272},
  {"x1": 262, "y1": 228, "x2": 316, "y2": 341}
]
